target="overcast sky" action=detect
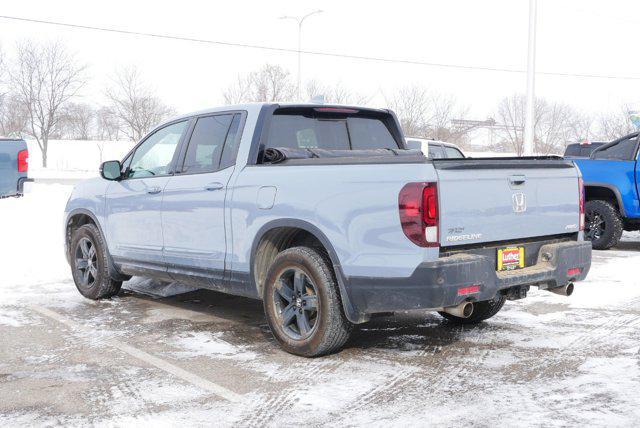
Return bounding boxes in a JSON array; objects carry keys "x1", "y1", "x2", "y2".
[{"x1": 2, "y1": 0, "x2": 640, "y2": 120}]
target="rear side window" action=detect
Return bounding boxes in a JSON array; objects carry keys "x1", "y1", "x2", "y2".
[
  {"x1": 219, "y1": 114, "x2": 242, "y2": 170},
  {"x1": 265, "y1": 113, "x2": 398, "y2": 152},
  {"x1": 182, "y1": 114, "x2": 234, "y2": 173},
  {"x1": 428, "y1": 144, "x2": 445, "y2": 159},
  {"x1": 593, "y1": 137, "x2": 637, "y2": 161},
  {"x1": 443, "y1": 146, "x2": 464, "y2": 158}
]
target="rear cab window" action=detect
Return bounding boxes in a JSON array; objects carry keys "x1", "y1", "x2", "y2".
[{"x1": 261, "y1": 107, "x2": 401, "y2": 161}]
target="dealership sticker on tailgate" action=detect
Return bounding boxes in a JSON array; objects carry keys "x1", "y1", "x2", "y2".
[{"x1": 497, "y1": 247, "x2": 525, "y2": 271}]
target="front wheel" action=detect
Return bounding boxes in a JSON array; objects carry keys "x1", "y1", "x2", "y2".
[
  {"x1": 70, "y1": 224, "x2": 122, "y2": 299},
  {"x1": 263, "y1": 247, "x2": 352, "y2": 357}
]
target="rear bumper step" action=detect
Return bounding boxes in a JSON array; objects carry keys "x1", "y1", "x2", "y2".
[{"x1": 346, "y1": 240, "x2": 592, "y2": 315}]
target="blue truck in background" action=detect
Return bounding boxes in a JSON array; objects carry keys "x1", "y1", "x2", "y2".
[
  {"x1": 0, "y1": 138, "x2": 32, "y2": 198},
  {"x1": 573, "y1": 132, "x2": 640, "y2": 250}
]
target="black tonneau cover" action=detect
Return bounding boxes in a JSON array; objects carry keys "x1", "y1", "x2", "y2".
[
  {"x1": 262, "y1": 147, "x2": 424, "y2": 164},
  {"x1": 433, "y1": 156, "x2": 575, "y2": 170}
]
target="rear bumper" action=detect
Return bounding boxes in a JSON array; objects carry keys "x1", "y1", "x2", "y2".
[
  {"x1": 346, "y1": 240, "x2": 592, "y2": 315},
  {"x1": 17, "y1": 177, "x2": 34, "y2": 195},
  {"x1": 0, "y1": 177, "x2": 32, "y2": 198}
]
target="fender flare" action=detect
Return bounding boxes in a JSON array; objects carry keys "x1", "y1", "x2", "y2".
[
  {"x1": 584, "y1": 182, "x2": 627, "y2": 217},
  {"x1": 250, "y1": 218, "x2": 366, "y2": 324},
  {"x1": 65, "y1": 208, "x2": 129, "y2": 282}
]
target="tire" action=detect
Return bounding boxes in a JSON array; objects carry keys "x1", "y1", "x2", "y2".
[
  {"x1": 70, "y1": 224, "x2": 122, "y2": 299},
  {"x1": 584, "y1": 199, "x2": 623, "y2": 250},
  {"x1": 263, "y1": 246, "x2": 353, "y2": 357},
  {"x1": 438, "y1": 295, "x2": 506, "y2": 325}
]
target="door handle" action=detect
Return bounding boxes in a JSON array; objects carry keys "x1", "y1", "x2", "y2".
[
  {"x1": 147, "y1": 186, "x2": 162, "y2": 194},
  {"x1": 204, "y1": 182, "x2": 224, "y2": 191}
]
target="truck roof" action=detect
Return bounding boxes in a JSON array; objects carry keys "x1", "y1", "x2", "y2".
[
  {"x1": 405, "y1": 137, "x2": 460, "y2": 149},
  {"x1": 168, "y1": 103, "x2": 390, "y2": 123}
]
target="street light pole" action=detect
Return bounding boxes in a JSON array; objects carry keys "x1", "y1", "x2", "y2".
[
  {"x1": 280, "y1": 10, "x2": 323, "y2": 100},
  {"x1": 523, "y1": 0, "x2": 537, "y2": 156}
]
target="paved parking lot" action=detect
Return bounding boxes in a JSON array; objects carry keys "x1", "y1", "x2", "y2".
[{"x1": 1, "y1": 185, "x2": 640, "y2": 426}]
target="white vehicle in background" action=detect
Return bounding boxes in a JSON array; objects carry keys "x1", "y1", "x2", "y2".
[{"x1": 405, "y1": 137, "x2": 465, "y2": 159}]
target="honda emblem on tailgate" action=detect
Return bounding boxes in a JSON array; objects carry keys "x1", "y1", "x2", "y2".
[{"x1": 512, "y1": 192, "x2": 527, "y2": 213}]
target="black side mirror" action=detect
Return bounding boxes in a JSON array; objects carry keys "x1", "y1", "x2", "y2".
[{"x1": 100, "y1": 160, "x2": 122, "y2": 181}]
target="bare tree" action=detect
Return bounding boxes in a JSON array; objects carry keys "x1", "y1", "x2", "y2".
[
  {"x1": 536, "y1": 102, "x2": 576, "y2": 155},
  {"x1": 0, "y1": 94, "x2": 29, "y2": 137},
  {"x1": 495, "y1": 94, "x2": 547, "y2": 155},
  {"x1": 495, "y1": 94, "x2": 588, "y2": 155},
  {"x1": 106, "y1": 66, "x2": 175, "y2": 141},
  {"x1": 58, "y1": 102, "x2": 95, "y2": 139},
  {"x1": 596, "y1": 105, "x2": 636, "y2": 141},
  {"x1": 95, "y1": 106, "x2": 121, "y2": 140},
  {"x1": 564, "y1": 111, "x2": 595, "y2": 143},
  {"x1": 10, "y1": 41, "x2": 85, "y2": 167},
  {"x1": 386, "y1": 85, "x2": 469, "y2": 144},
  {"x1": 386, "y1": 85, "x2": 431, "y2": 137},
  {"x1": 427, "y1": 93, "x2": 470, "y2": 144},
  {"x1": 223, "y1": 64, "x2": 295, "y2": 104}
]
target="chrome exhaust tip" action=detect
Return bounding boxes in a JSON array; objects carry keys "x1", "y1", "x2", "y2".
[
  {"x1": 441, "y1": 302, "x2": 474, "y2": 318},
  {"x1": 548, "y1": 282, "x2": 574, "y2": 297}
]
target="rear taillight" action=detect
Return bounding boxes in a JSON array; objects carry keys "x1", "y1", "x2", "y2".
[
  {"x1": 399, "y1": 182, "x2": 439, "y2": 247},
  {"x1": 578, "y1": 177, "x2": 585, "y2": 231},
  {"x1": 17, "y1": 149, "x2": 29, "y2": 173}
]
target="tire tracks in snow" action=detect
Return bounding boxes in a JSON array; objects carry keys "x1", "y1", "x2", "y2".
[
  {"x1": 333, "y1": 327, "x2": 496, "y2": 416},
  {"x1": 564, "y1": 297, "x2": 640, "y2": 352},
  {"x1": 239, "y1": 358, "x2": 344, "y2": 427}
]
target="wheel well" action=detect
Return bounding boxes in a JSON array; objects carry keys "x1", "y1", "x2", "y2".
[
  {"x1": 66, "y1": 213, "x2": 97, "y2": 256},
  {"x1": 253, "y1": 227, "x2": 330, "y2": 297},
  {"x1": 585, "y1": 186, "x2": 620, "y2": 210}
]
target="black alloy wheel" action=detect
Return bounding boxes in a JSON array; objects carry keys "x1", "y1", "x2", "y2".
[{"x1": 273, "y1": 267, "x2": 319, "y2": 340}]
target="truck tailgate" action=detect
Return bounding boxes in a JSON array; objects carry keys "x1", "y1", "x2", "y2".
[{"x1": 433, "y1": 158, "x2": 581, "y2": 247}]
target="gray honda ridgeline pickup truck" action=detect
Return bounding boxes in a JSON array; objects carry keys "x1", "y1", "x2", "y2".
[{"x1": 64, "y1": 103, "x2": 592, "y2": 356}]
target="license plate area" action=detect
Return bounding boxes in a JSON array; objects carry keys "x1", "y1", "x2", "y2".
[{"x1": 497, "y1": 247, "x2": 525, "y2": 271}]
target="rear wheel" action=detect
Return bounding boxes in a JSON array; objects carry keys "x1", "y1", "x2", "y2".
[
  {"x1": 70, "y1": 224, "x2": 122, "y2": 299},
  {"x1": 263, "y1": 247, "x2": 352, "y2": 357},
  {"x1": 438, "y1": 295, "x2": 506, "y2": 325},
  {"x1": 584, "y1": 199, "x2": 623, "y2": 250}
]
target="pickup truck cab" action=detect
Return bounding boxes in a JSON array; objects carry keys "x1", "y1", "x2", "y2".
[
  {"x1": 64, "y1": 103, "x2": 591, "y2": 356},
  {"x1": 0, "y1": 138, "x2": 31, "y2": 198},
  {"x1": 573, "y1": 132, "x2": 640, "y2": 249},
  {"x1": 405, "y1": 137, "x2": 465, "y2": 159}
]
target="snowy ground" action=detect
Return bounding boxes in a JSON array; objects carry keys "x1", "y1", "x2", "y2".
[{"x1": 1, "y1": 184, "x2": 639, "y2": 427}]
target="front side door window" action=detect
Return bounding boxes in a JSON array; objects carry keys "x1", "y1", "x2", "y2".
[{"x1": 126, "y1": 121, "x2": 188, "y2": 179}]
